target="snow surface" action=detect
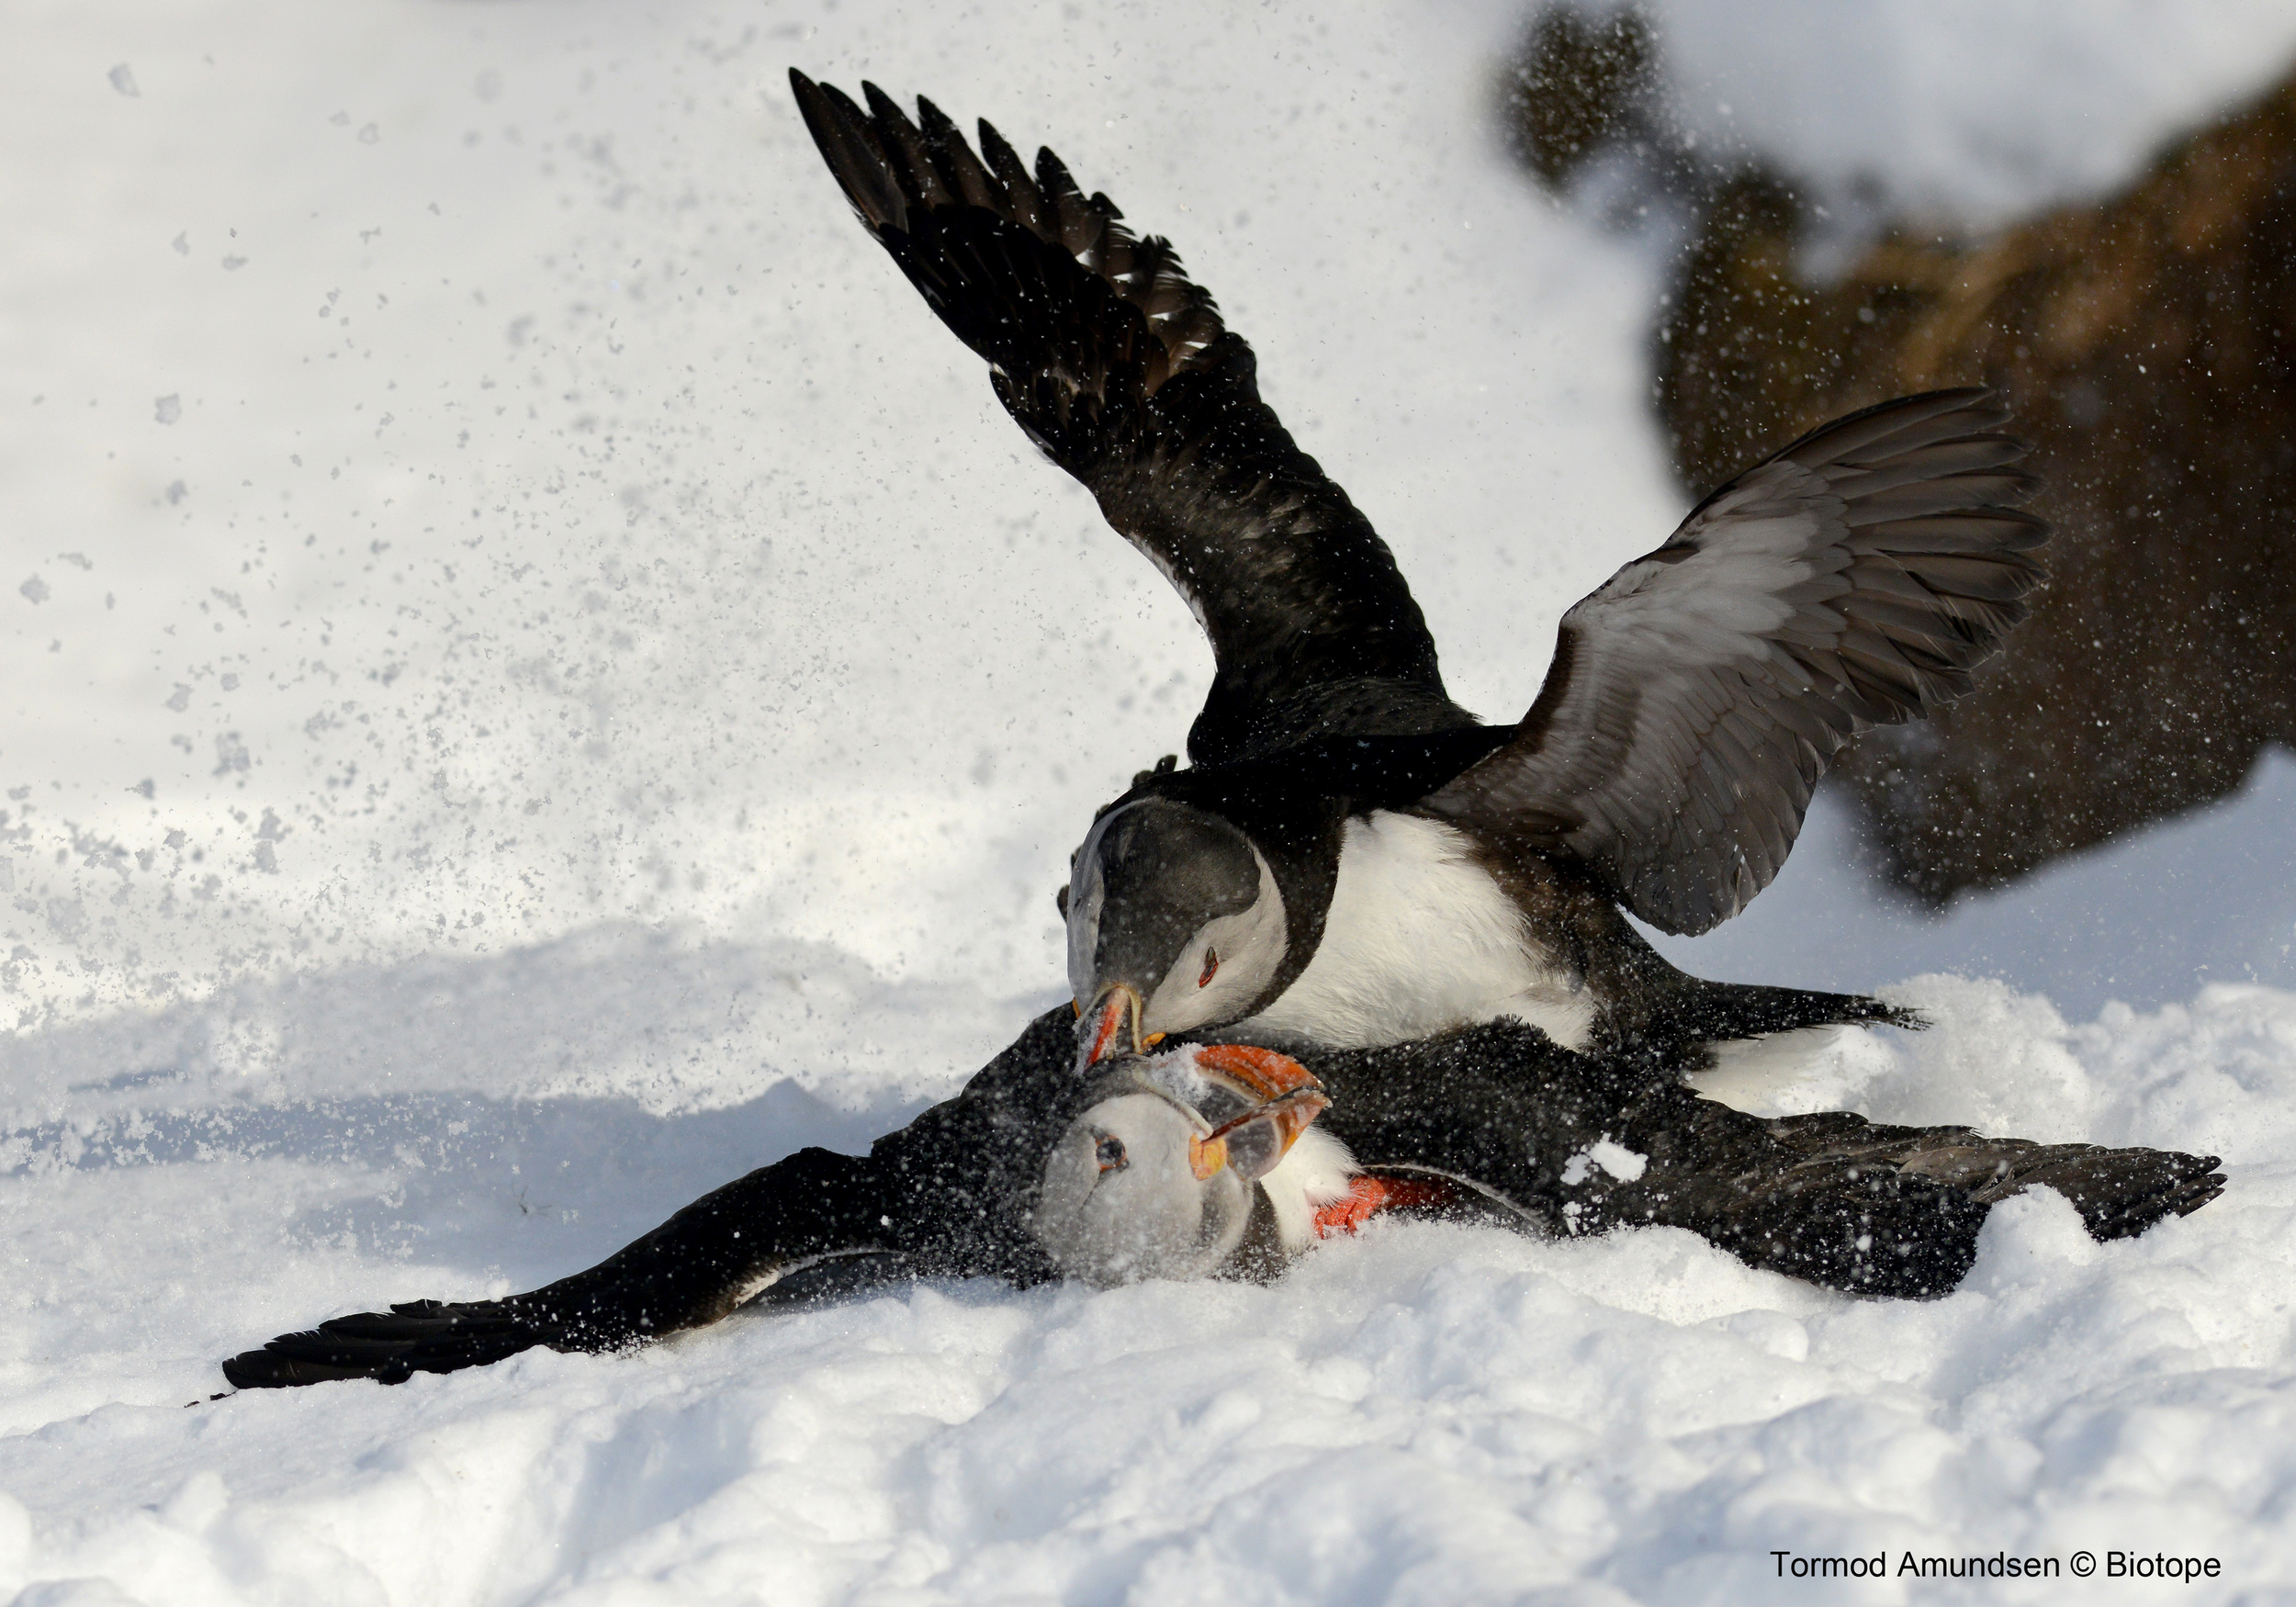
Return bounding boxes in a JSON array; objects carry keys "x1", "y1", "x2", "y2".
[{"x1": 5, "y1": 1, "x2": 2296, "y2": 1601}]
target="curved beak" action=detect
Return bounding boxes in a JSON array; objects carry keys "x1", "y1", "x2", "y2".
[
  {"x1": 1075, "y1": 983, "x2": 1160, "y2": 1072},
  {"x1": 1188, "y1": 1082, "x2": 1332, "y2": 1182}
]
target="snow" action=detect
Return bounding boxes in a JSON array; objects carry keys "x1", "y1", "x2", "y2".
[
  {"x1": 1652, "y1": 750, "x2": 2296, "y2": 1020},
  {"x1": 4, "y1": 0, "x2": 2294, "y2": 1601}
]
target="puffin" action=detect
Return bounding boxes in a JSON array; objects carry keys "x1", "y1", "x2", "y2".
[
  {"x1": 788, "y1": 74, "x2": 2048, "y2": 1073},
  {"x1": 219, "y1": 1009, "x2": 2222, "y2": 1388}
]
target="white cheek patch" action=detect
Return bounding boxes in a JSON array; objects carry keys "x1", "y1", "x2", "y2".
[
  {"x1": 1142, "y1": 848, "x2": 1287, "y2": 1036},
  {"x1": 1255, "y1": 1126, "x2": 1358, "y2": 1253}
]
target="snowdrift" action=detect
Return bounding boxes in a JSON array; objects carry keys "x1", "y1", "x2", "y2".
[{"x1": 6, "y1": 0, "x2": 2296, "y2": 1601}]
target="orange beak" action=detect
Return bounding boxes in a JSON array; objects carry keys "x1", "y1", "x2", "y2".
[
  {"x1": 1184, "y1": 1046, "x2": 1332, "y2": 1181},
  {"x1": 1076, "y1": 983, "x2": 1162, "y2": 1071},
  {"x1": 1189, "y1": 1043, "x2": 1326, "y2": 1105}
]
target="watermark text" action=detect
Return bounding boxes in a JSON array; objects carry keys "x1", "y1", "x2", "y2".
[{"x1": 1769, "y1": 1549, "x2": 2223, "y2": 1582}]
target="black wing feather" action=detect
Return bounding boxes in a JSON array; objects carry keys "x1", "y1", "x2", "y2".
[
  {"x1": 791, "y1": 71, "x2": 1468, "y2": 762},
  {"x1": 1760, "y1": 1110, "x2": 2226, "y2": 1241},
  {"x1": 221, "y1": 1011, "x2": 1082, "y2": 1388}
]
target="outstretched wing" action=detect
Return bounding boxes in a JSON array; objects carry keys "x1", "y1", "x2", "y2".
[
  {"x1": 1426, "y1": 388, "x2": 2047, "y2": 935},
  {"x1": 219, "y1": 1010, "x2": 1082, "y2": 1388},
  {"x1": 791, "y1": 72, "x2": 1469, "y2": 763},
  {"x1": 1760, "y1": 1111, "x2": 2223, "y2": 1240}
]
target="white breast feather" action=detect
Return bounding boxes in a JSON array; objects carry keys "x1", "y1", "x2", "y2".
[
  {"x1": 1231, "y1": 811, "x2": 1597, "y2": 1051},
  {"x1": 1255, "y1": 1126, "x2": 1357, "y2": 1253}
]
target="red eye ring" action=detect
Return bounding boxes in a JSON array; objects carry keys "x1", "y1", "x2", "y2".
[{"x1": 1198, "y1": 948, "x2": 1220, "y2": 988}]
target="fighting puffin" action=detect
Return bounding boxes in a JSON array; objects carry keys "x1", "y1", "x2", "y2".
[
  {"x1": 220, "y1": 1011, "x2": 2222, "y2": 1387},
  {"x1": 789, "y1": 74, "x2": 2048, "y2": 1073}
]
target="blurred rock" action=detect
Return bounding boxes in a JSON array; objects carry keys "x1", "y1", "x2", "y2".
[
  {"x1": 1506, "y1": 6, "x2": 2296, "y2": 904},
  {"x1": 1503, "y1": 7, "x2": 1660, "y2": 189}
]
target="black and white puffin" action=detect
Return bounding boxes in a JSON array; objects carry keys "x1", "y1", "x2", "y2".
[
  {"x1": 790, "y1": 75, "x2": 2048, "y2": 1073},
  {"x1": 220, "y1": 1009, "x2": 2223, "y2": 1387}
]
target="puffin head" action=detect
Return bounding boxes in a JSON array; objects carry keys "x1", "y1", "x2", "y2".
[
  {"x1": 1031, "y1": 1043, "x2": 1332, "y2": 1286},
  {"x1": 1064, "y1": 797, "x2": 1289, "y2": 1069}
]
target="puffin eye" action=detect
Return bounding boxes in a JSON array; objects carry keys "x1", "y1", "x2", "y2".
[
  {"x1": 1198, "y1": 947, "x2": 1220, "y2": 988},
  {"x1": 1095, "y1": 1134, "x2": 1127, "y2": 1172}
]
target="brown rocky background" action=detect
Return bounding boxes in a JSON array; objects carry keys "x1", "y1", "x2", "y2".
[{"x1": 1506, "y1": 7, "x2": 2296, "y2": 904}]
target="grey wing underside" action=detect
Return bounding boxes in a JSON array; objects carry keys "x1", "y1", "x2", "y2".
[
  {"x1": 791, "y1": 72, "x2": 1472, "y2": 763},
  {"x1": 1428, "y1": 388, "x2": 2048, "y2": 935}
]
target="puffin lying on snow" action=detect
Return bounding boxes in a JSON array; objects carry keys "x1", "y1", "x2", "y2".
[
  {"x1": 222, "y1": 1012, "x2": 2221, "y2": 1388},
  {"x1": 787, "y1": 74, "x2": 2046, "y2": 1074}
]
